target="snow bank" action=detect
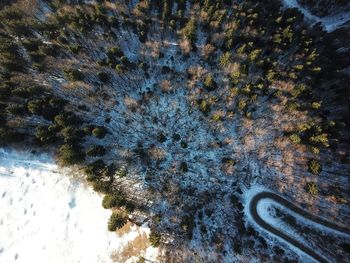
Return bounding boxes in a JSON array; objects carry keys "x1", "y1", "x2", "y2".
[{"x1": 0, "y1": 149, "x2": 158, "y2": 263}]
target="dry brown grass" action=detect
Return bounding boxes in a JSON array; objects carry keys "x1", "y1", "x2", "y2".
[
  {"x1": 201, "y1": 44, "x2": 216, "y2": 60},
  {"x1": 160, "y1": 80, "x2": 172, "y2": 93},
  {"x1": 179, "y1": 38, "x2": 192, "y2": 55},
  {"x1": 148, "y1": 146, "x2": 167, "y2": 161}
]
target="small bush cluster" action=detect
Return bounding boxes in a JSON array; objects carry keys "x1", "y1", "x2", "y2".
[{"x1": 108, "y1": 212, "x2": 127, "y2": 231}]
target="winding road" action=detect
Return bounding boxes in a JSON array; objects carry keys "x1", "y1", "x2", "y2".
[
  {"x1": 248, "y1": 192, "x2": 350, "y2": 263},
  {"x1": 281, "y1": 0, "x2": 350, "y2": 32}
]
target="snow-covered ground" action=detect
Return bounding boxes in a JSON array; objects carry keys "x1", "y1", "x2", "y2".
[
  {"x1": 0, "y1": 148, "x2": 158, "y2": 263},
  {"x1": 282, "y1": 0, "x2": 350, "y2": 32}
]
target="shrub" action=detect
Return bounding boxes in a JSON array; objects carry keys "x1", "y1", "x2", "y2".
[
  {"x1": 68, "y1": 44, "x2": 81, "y2": 54},
  {"x1": 61, "y1": 126, "x2": 83, "y2": 143},
  {"x1": 92, "y1": 126, "x2": 107, "y2": 138},
  {"x1": 181, "y1": 18, "x2": 196, "y2": 43},
  {"x1": 289, "y1": 134, "x2": 301, "y2": 144},
  {"x1": 125, "y1": 202, "x2": 136, "y2": 213},
  {"x1": 0, "y1": 128, "x2": 24, "y2": 144},
  {"x1": 203, "y1": 74, "x2": 216, "y2": 91},
  {"x1": 116, "y1": 167, "x2": 127, "y2": 177},
  {"x1": 222, "y1": 158, "x2": 235, "y2": 166},
  {"x1": 219, "y1": 52, "x2": 231, "y2": 67},
  {"x1": 180, "y1": 161, "x2": 188, "y2": 173},
  {"x1": 198, "y1": 99, "x2": 210, "y2": 114},
  {"x1": 35, "y1": 125, "x2": 55, "y2": 143},
  {"x1": 309, "y1": 133, "x2": 329, "y2": 147},
  {"x1": 157, "y1": 132, "x2": 166, "y2": 143},
  {"x1": 115, "y1": 64, "x2": 124, "y2": 73},
  {"x1": 86, "y1": 145, "x2": 106, "y2": 157},
  {"x1": 248, "y1": 49, "x2": 262, "y2": 62},
  {"x1": 54, "y1": 112, "x2": 80, "y2": 127},
  {"x1": 120, "y1": 56, "x2": 129, "y2": 65},
  {"x1": 6, "y1": 103, "x2": 26, "y2": 114},
  {"x1": 310, "y1": 146, "x2": 320, "y2": 155},
  {"x1": 58, "y1": 144, "x2": 85, "y2": 165},
  {"x1": 149, "y1": 231, "x2": 161, "y2": 247},
  {"x1": 27, "y1": 100, "x2": 42, "y2": 114},
  {"x1": 308, "y1": 159, "x2": 321, "y2": 175},
  {"x1": 238, "y1": 99, "x2": 247, "y2": 111},
  {"x1": 172, "y1": 133, "x2": 181, "y2": 141},
  {"x1": 180, "y1": 215, "x2": 195, "y2": 239},
  {"x1": 63, "y1": 68, "x2": 84, "y2": 81},
  {"x1": 93, "y1": 180, "x2": 112, "y2": 194},
  {"x1": 311, "y1": 102, "x2": 321, "y2": 109},
  {"x1": 305, "y1": 182, "x2": 318, "y2": 196},
  {"x1": 108, "y1": 212, "x2": 127, "y2": 231},
  {"x1": 84, "y1": 159, "x2": 106, "y2": 180},
  {"x1": 139, "y1": 62, "x2": 148, "y2": 71},
  {"x1": 102, "y1": 193, "x2": 125, "y2": 209},
  {"x1": 98, "y1": 71, "x2": 110, "y2": 82}
]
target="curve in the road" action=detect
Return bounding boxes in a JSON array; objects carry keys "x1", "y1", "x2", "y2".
[{"x1": 249, "y1": 192, "x2": 350, "y2": 263}]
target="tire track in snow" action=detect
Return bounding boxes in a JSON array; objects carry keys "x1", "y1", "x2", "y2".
[{"x1": 248, "y1": 192, "x2": 350, "y2": 263}]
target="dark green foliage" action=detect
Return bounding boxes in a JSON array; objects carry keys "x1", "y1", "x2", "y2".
[
  {"x1": 197, "y1": 99, "x2": 210, "y2": 114},
  {"x1": 0, "y1": 36, "x2": 26, "y2": 72},
  {"x1": 149, "y1": 231, "x2": 161, "y2": 247},
  {"x1": 63, "y1": 68, "x2": 84, "y2": 81},
  {"x1": 180, "y1": 214, "x2": 195, "y2": 239},
  {"x1": 139, "y1": 62, "x2": 148, "y2": 71},
  {"x1": 116, "y1": 167, "x2": 127, "y2": 178},
  {"x1": 0, "y1": 6, "x2": 33, "y2": 36},
  {"x1": 58, "y1": 144, "x2": 85, "y2": 165},
  {"x1": 102, "y1": 193, "x2": 125, "y2": 209},
  {"x1": 0, "y1": 127, "x2": 24, "y2": 144},
  {"x1": 54, "y1": 112, "x2": 80, "y2": 127},
  {"x1": 180, "y1": 161, "x2": 188, "y2": 173},
  {"x1": 86, "y1": 145, "x2": 106, "y2": 157},
  {"x1": 180, "y1": 141, "x2": 188, "y2": 148},
  {"x1": 84, "y1": 159, "x2": 106, "y2": 182},
  {"x1": 157, "y1": 132, "x2": 166, "y2": 143},
  {"x1": 61, "y1": 126, "x2": 84, "y2": 143},
  {"x1": 35, "y1": 125, "x2": 55, "y2": 143},
  {"x1": 182, "y1": 18, "x2": 196, "y2": 43},
  {"x1": 203, "y1": 74, "x2": 217, "y2": 91},
  {"x1": 125, "y1": 202, "x2": 136, "y2": 213},
  {"x1": 6, "y1": 103, "x2": 26, "y2": 114},
  {"x1": 305, "y1": 182, "x2": 318, "y2": 195},
  {"x1": 173, "y1": 133, "x2": 181, "y2": 141},
  {"x1": 222, "y1": 157, "x2": 236, "y2": 166},
  {"x1": 92, "y1": 180, "x2": 111, "y2": 194},
  {"x1": 92, "y1": 126, "x2": 107, "y2": 138},
  {"x1": 98, "y1": 71, "x2": 110, "y2": 82},
  {"x1": 68, "y1": 44, "x2": 81, "y2": 54},
  {"x1": 13, "y1": 85, "x2": 44, "y2": 98},
  {"x1": 107, "y1": 212, "x2": 127, "y2": 231},
  {"x1": 308, "y1": 159, "x2": 322, "y2": 175}
]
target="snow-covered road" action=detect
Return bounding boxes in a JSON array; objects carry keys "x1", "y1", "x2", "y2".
[
  {"x1": 244, "y1": 187, "x2": 350, "y2": 263},
  {"x1": 281, "y1": 0, "x2": 350, "y2": 32},
  {"x1": 0, "y1": 149, "x2": 158, "y2": 263}
]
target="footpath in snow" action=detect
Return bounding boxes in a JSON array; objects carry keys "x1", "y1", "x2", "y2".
[{"x1": 0, "y1": 148, "x2": 158, "y2": 263}]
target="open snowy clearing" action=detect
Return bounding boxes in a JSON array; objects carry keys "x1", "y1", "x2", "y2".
[
  {"x1": 282, "y1": 0, "x2": 350, "y2": 32},
  {"x1": 0, "y1": 148, "x2": 158, "y2": 263}
]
